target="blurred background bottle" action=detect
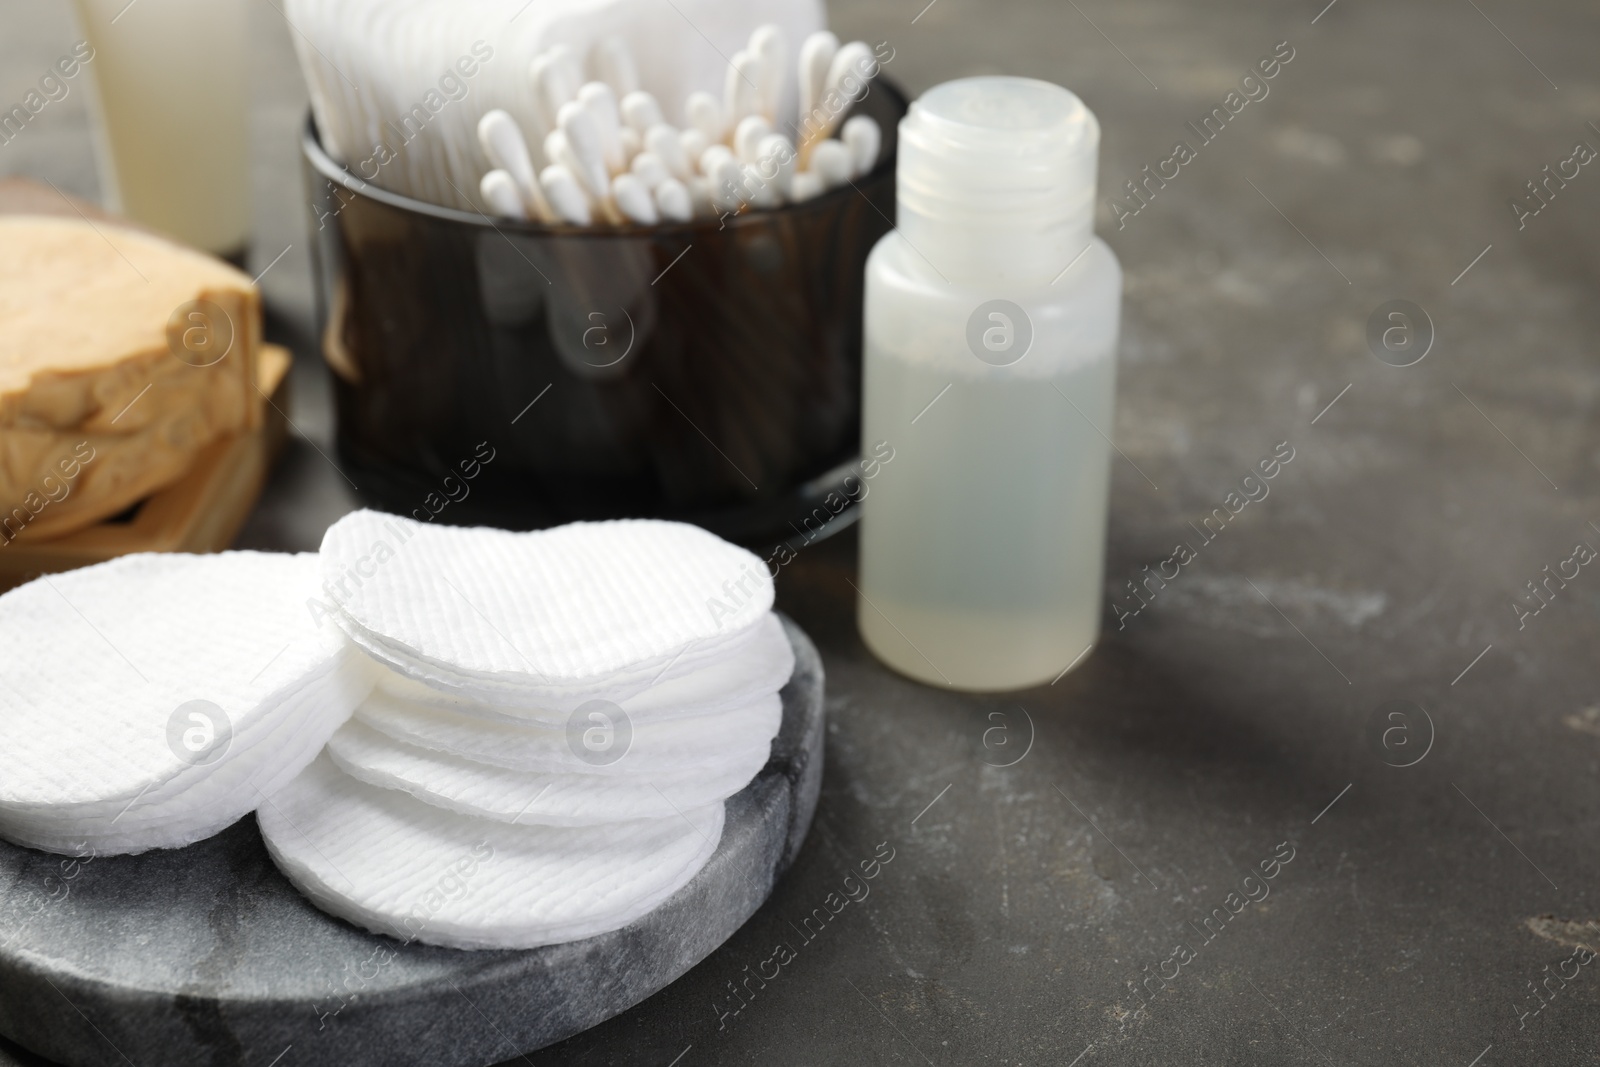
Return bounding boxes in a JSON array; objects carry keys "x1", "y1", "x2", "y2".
[
  {"x1": 73, "y1": 0, "x2": 251, "y2": 256},
  {"x1": 857, "y1": 76, "x2": 1121, "y2": 691}
]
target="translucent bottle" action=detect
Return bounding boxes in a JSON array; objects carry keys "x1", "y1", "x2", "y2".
[
  {"x1": 857, "y1": 77, "x2": 1121, "y2": 691},
  {"x1": 74, "y1": 0, "x2": 252, "y2": 255}
]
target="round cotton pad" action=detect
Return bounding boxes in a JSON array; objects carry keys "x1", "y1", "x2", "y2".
[
  {"x1": 326, "y1": 719, "x2": 770, "y2": 825},
  {"x1": 260, "y1": 754, "x2": 726, "y2": 949},
  {"x1": 0, "y1": 659, "x2": 370, "y2": 854},
  {"x1": 0, "y1": 552, "x2": 372, "y2": 855},
  {"x1": 370, "y1": 610, "x2": 796, "y2": 727},
  {"x1": 354, "y1": 689, "x2": 783, "y2": 777},
  {"x1": 318, "y1": 512, "x2": 774, "y2": 707}
]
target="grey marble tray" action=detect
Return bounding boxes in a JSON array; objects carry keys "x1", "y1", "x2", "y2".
[{"x1": 0, "y1": 617, "x2": 824, "y2": 1067}]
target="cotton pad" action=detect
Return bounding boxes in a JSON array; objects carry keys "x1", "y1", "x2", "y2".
[
  {"x1": 0, "y1": 552, "x2": 373, "y2": 855},
  {"x1": 369, "y1": 610, "x2": 796, "y2": 727},
  {"x1": 2, "y1": 629, "x2": 367, "y2": 824},
  {"x1": 260, "y1": 754, "x2": 725, "y2": 949},
  {"x1": 0, "y1": 659, "x2": 370, "y2": 854},
  {"x1": 326, "y1": 719, "x2": 769, "y2": 825},
  {"x1": 318, "y1": 512, "x2": 774, "y2": 707},
  {"x1": 354, "y1": 685, "x2": 782, "y2": 778}
]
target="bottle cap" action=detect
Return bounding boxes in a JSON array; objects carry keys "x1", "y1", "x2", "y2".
[{"x1": 896, "y1": 77, "x2": 1099, "y2": 282}]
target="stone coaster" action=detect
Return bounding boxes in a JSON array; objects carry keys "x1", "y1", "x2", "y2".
[{"x1": 0, "y1": 617, "x2": 824, "y2": 1067}]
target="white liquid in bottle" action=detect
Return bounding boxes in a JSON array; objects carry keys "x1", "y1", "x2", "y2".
[
  {"x1": 858, "y1": 77, "x2": 1121, "y2": 691},
  {"x1": 74, "y1": 0, "x2": 252, "y2": 255}
]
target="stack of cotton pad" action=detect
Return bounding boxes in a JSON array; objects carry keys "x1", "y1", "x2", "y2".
[
  {"x1": 0, "y1": 553, "x2": 373, "y2": 856},
  {"x1": 259, "y1": 511, "x2": 793, "y2": 950}
]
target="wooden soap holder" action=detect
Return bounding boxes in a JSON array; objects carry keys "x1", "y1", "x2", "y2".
[{"x1": 0, "y1": 345, "x2": 293, "y2": 593}]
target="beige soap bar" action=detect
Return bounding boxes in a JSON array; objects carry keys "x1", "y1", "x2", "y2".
[{"x1": 0, "y1": 216, "x2": 261, "y2": 542}]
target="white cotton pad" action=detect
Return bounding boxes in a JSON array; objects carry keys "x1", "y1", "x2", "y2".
[
  {"x1": 369, "y1": 611, "x2": 795, "y2": 728},
  {"x1": 260, "y1": 754, "x2": 725, "y2": 949},
  {"x1": 318, "y1": 512, "x2": 774, "y2": 707},
  {"x1": 352, "y1": 690, "x2": 781, "y2": 782},
  {"x1": 0, "y1": 655, "x2": 372, "y2": 853},
  {"x1": 354, "y1": 690, "x2": 782, "y2": 778},
  {"x1": 0, "y1": 552, "x2": 372, "y2": 855},
  {"x1": 326, "y1": 719, "x2": 769, "y2": 826}
]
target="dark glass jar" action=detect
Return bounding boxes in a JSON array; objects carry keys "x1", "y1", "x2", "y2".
[{"x1": 301, "y1": 83, "x2": 906, "y2": 544}]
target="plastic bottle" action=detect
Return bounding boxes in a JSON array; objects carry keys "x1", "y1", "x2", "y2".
[
  {"x1": 857, "y1": 76, "x2": 1121, "y2": 691},
  {"x1": 74, "y1": 0, "x2": 252, "y2": 255}
]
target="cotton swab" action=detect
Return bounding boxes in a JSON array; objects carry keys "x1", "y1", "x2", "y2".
[
  {"x1": 290, "y1": 12, "x2": 881, "y2": 228},
  {"x1": 700, "y1": 143, "x2": 735, "y2": 181},
  {"x1": 841, "y1": 115, "x2": 882, "y2": 178},
  {"x1": 655, "y1": 178, "x2": 692, "y2": 222},
  {"x1": 646, "y1": 123, "x2": 691, "y2": 180},
  {"x1": 612, "y1": 173, "x2": 659, "y2": 225},
  {"x1": 789, "y1": 171, "x2": 824, "y2": 202},
  {"x1": 735, "y1": 116, "x2": 771, "y2": 163},
  {"x1": 723, "y1": 50, "x2": 761, "y2": 128},
  {"x1": 826, "y1": 42, "x2": 875, "y2": 108},
  {"x1": 530, "y1": 46, "x2": 581, "y2": 132},
  {"x1": 706, "y1": 155, "x2": 744, "y2": 214},
  {"x1": 797, "y1": 33, "x2": 845, "y2": 167},
  {"x1": 686, "y1": 91, "x2": 724, "y2": 143},
  {"x1": 809, "y1": 138, "x2": 851, "y2": 190},
  {"x1": 631, "y1": 151, "x2": 671, "y2": 189},
  {"x1": 809, "y1": 41, "x2": 876, "y2": 148},
  {"x1": 797, "y1": 31, "x2": 838, "y2": 124},
  {"x1": 687, "y1": 176, "x2": 715, "y2": 218},
  {"x1": 544, "y1": 130, "x2": 590, "y2": 193},
  {"x1": 558, "y1": 100, "x2": 613, "y2": 201},
  {"x1": 749, "y1": 25, "x2": 787, "y2": 125},
  {"x1": 578, "y1": 82, "x2": 625, "y2": 173},
  {"x1": 755, "y1": 133, "x2": 797, "y2": 197},
  {"x1": 543, "y1": 129, "x2": 565, "y2": 168},
  {"x1": 619, "y1": 127, "x2": 642, "y2": 163},
  {"x1": 621, "y1": 91, "x2": 665, "y2": 134},
  {"x1": 477, "y1": 110, "x2": 553, "y2": 221},
  {"x1": 480, "y1": 170, "x2": 526, "y2": 219},
  {"x1": 592, "y1": 36, "x2": 640, "y2": 97},
  {"x1": 679, "y1": 129, "x2": 710, "y2": 171},
  {"x1": 540, "y1": 165, "x2": 592, "y2": 225}
]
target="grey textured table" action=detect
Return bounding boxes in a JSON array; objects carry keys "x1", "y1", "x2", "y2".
[{"x1": 4, "y1": 1, "x2": 1599, "y2": 1064}]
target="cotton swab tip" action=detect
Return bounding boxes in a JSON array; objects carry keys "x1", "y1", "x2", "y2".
[
  {"x1": 680, "y1": 129, "x2": 710, "y2": 172},
  {"x1": 749, "y1": 24, "x2": 787, "y2": 124},
  {"x1": 578, "y1": 82, "x2": 624, "y2": 172},
  {"x1": 798, "y1": 31, "x2": 840, "y2": 124},
  {"x1": 619, "y1": 127, "x2": 642, "y2": 164},
  {"x1": 685, "y1": 91, "x2": 724, "y2": 143},
  {"x1": 809, "y1": 138, "x2": 852, "y2": 189},
  {"x1": 699, "y1": 143, "x2": 735, "y2": 180},
  {"x1": 480, "y1": 170, "x2": 526, "y2": 219},
  {"x1": 646, "y1": 123, "x2": 691, "y2": 180},
  {"x1": 558, "y1": 100, "x2": 612, "y2": 199},
  {"x1": 478, "y1": 110, "x2": 553, "y2": 220},
  {"x1": 621, "y1": 91, "x2": 665, "y2": 134},
  {"x1": 612, "y1": 173, "x2": 659, "y2": 225},
  {"x1": 826, "y1": 41, "x2": 877, "y2": 104},
  {"x1": 735, "y1": 116, "x2": 772, "y2": 163},
  {"x1": 655, "y1": 178, "x2": 693, "y2": 222},
  {"x1": 790, "y1": 170, "x2": 825, "y2": 202},
  {"x1": 540, "y1": 164, "x2": 593, "y2": 225},
  {"x1": 841, "y1": 115, "x2": 882, "y2": 177},
  {"x1": 723, "y1": 50, "x2": 762, "y2": 128},
  {"x1": 631, "y1": 151, "x2": 671, "y2": 190},
  {"x1": 754, "y1": 133, "x2": 798, "y2": 196}
]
